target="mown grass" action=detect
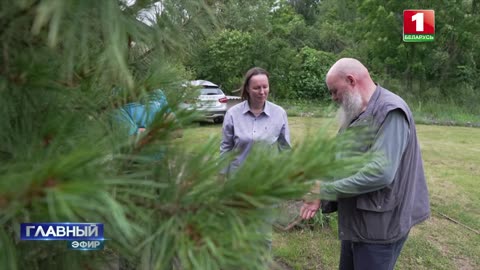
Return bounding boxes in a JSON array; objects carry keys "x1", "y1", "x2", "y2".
[
  {"x1": 273, "y1": 99, "x2": 480, "y2": 128},
  {"x1": 178, "y1": 117, "x2": 480, "y2": 269},
  {"x1": 411, "y1": 101, "x2": 480, "y2": 127}
]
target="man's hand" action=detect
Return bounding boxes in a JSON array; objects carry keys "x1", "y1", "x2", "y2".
[{"x1": 300, "y1": 199, "x2": 321, "y2": 220}]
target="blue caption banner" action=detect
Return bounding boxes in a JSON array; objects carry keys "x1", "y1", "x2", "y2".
[{"x1": 20, "y1": 223, "x2": 104, "y2": 241}]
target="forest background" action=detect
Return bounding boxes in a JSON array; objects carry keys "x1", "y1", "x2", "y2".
[{"x1": 185, "y1": 0, "x2": 480, "y2": 125}]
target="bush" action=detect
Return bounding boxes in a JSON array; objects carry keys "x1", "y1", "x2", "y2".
[{"x1": 288, "y1": 47, "x2": 336, "y2": 101}]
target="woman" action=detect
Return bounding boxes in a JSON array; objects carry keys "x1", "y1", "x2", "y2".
[
  {"x1": 220, "y1": 67, "x2": 291, "y2": 253},
  {"x1": 220, "y1": 67, "x2": 291, "y2": 175}
]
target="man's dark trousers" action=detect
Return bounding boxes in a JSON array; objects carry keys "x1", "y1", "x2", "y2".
[{"x1": 339, "y1": 233, "x2": 409, "y2": 270}]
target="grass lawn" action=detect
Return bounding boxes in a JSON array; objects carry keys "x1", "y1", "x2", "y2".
[{"x1": 178, "y1": 117, "x2": 480, "y2": 270}]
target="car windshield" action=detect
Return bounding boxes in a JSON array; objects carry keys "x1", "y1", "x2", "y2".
[{"x1": 200, "y1": 88, "x2": 223, "y2": 95}]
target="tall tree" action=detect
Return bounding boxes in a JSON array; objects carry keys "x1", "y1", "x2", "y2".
[{"x1": 286, "y1": 0, "x2": 321, "y2": 24}]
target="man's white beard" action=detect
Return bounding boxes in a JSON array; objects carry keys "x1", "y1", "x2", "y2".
[{"x1": 337, "y1": 91, "x2": 363, "y2": 129}]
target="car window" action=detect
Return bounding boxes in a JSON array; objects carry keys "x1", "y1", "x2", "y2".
[{"x1": 200, "y1": 88, "x2": 223, "y2": 95}]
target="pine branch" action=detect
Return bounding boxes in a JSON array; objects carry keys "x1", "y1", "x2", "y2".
[{"x1": 0, "y1": 0, "x2": 41, "y2": 37}]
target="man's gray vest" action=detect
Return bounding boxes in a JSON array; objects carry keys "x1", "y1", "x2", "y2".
[{"x1": 337, "y1": 85, "x2": 430, "y2": 244}]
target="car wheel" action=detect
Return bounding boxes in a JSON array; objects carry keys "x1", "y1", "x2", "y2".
[{"x1": 213, "y1": 116, "x2": 224, "y2": 124}]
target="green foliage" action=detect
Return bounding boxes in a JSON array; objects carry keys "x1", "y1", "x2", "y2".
[
  {"x1": 205, "y1": 0, "x2": 275, "y2": 32},
  {"x1": 354, "y1": 0, "x2": 480, "y2": 104},
  {"x1": 192, "y1": 29, "x2": 254, "y2": 93},
  {"x1": 275, "y1": 99, "x2": 336, "y2": 118},
  {"x1": 286, "y1": 0, "x2": 321, "y2": 25},
  {"x1": 288, "y1": 47, "x2": 336, "y2": 101},
  {"x1": 270, "y1": 3, "x2": 308, "y2": 41}
]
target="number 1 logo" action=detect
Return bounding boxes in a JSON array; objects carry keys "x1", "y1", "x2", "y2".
[{"x1": 403, "y1": 10, "x2": 435, "y2": 42}]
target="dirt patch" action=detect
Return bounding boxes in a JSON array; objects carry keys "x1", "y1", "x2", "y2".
[
  {"x1": 272, "y1": 258, "x2": 295, "y2": 270},
  {"x1": 272, "y1": 258, "x2": 326, "y2": 270},
  {"x1": 454, "y1": 257, "x2": 476, "y2": 270}
]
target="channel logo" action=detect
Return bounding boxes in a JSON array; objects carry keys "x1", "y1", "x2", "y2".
[{"x1": 403, "y1": 10, "x2": 435, "y2": 42}]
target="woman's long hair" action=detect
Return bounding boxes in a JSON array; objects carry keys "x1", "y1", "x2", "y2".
[{"x1": 239, "y1": 67, "x2": 269, "y2": 101}]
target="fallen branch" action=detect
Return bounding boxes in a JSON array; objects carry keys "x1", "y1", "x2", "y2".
[{"x1": 433, "y1": 209, "x2": 480, "y2": 235}]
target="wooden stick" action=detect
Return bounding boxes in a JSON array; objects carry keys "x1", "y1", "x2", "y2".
[{"x1": 434, "y1": 209, "x2": 480, "y2": 235}]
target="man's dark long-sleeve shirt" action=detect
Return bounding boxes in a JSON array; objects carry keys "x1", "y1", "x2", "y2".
[{"x1": 321, "y1": 110, "x2": 409, "y2": 200}]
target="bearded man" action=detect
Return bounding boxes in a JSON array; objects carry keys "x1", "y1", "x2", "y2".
[{"x1": 300, "y1": 58, "x2": 430, "y2": 270}]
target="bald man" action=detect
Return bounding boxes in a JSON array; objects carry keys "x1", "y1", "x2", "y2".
[{"x1": 301, "y1": 58, "x2": 430, "y2": 270}]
